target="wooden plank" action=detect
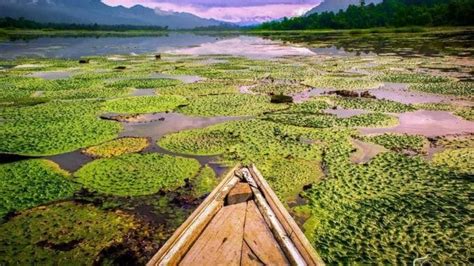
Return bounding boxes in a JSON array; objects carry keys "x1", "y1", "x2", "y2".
[
  {"x1": 148, "y1": 164, "x2": 241, "y2": 266},
  {"x1": 226, "y1": 182, "x2": 253, "y2": 205},
  {"x1": 249, "y1": 165, "x2": 325, "y2": 266},
  {"x1": 179, "y1": 202, "x2": 247, "y2": 266},
  {"x1": 244, "y1": 201, "x2": 290, "y2": 265},
  {"x1": 241, "y1": 169, "x2": 306, "y2": 266},
  {"x1": 241, "y1": 241, "x2": 263, "y2": 266}
]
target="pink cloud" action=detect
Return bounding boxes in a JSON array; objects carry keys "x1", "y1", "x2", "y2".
[{"x1": 103, "y1": 0, "x2": 320, "y2": 22}]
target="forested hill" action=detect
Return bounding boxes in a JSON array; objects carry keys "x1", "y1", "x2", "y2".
[{"x1": 257, "y1": 0, "x2": 474, "y2": 30}]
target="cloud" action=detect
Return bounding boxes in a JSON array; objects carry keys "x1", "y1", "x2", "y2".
[
  {"x1": 105, "y1": 0, "x2": 320, "y2": 8},
  {"x1": 103, "y1": 0, "x2": 321, "y2": 22}
]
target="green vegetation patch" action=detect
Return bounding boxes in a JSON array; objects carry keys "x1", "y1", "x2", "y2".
[
  {"x1": 454, "y1": 106, "x2": 474, "y2": 121},
  {"x1": 190, "y1": 165, "x2": 218, "y2": 198},
  {"x1": 0, "y1": 202, "x2": 137, "y2": 265},
  {"x1": 375, "y1": 72, "x2": 451, "y2": 83},
  {"x1": 332, "y1": 97, "x2": 415, "y2": 113},
  {"x1": 432, "y1": 148, "x2": 474, "y2": 174},
  {"x1": 178, "y1": 94, "x2": 287, "y2": 116},
  {"x1": 160, "y1": 119, "x2": 328, "y2": 199},
  {"x1": 103, "y1": 95, "x2": 187, "y2": 114},
  {"x1": 360, "y1": 134, "x2": 428, "y2": 153},
  {"x1": 410, "y1": 82, "x2": 474, "y2": 97},
  {"x1": 303, "y1": 77, "x2": 382, "y2": 90},
  {"x1": 41, "y1": 86, "x2": 130, "y2": 100},
  {"x1": 265, "y1": 113, "x2": 397, "y2": 128},
  {"x1": 305, "y1": 152, "x2": 471, "y2": 264},
  {"x1": 0, "y1": 160, "x2": 79, "y2": 219},
  {"x1": 82, "y1": 137, "x2": 149, "y2": 158},
  {"x1": 0, "y1": 100, "x2": 120, "y2": 156},
  {"x1": 1, "y1": 76, "x2": 102, "y2": 92},
  {"x1": 106, "y1": 78, "x2": 182, "y2": 89},
  {"x1": 157, "y1": 81, "x2": 239, "y2": 96},
  {"x1": 435, "y1": 135, "x2": 474, "y2": 149},
  {"x1": 75, "y1": 153, "x2": 201, "y2": 196},
  {"x1": 250, "y1": 83, "x2": 309, "y2": 95}
]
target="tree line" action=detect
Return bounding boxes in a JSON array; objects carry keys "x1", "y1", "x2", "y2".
[
  {"x1": 257, "y1": 0, "x2": 474, "y2": 30},
  {"x1": 0, "y1": 17, "x2": 168, "y2": 31}
]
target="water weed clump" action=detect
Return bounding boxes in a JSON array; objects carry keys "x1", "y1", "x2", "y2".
[
  {"x1": 190, "y1": 165, "x2": 218, "y2": 198},
  {"x1": 0, "y1": 100, "x2": 120, "y2": 156},
  {"x1": 250, "y1": 83, "x2": 309, "y2": 95},
  {"x1": 178, "y1": 94, "x2": 287, "y2": 116},
  {"x1": 375, "y1": 72, "x2": 451, "y2": 83},
  {"x1": 82, "y1": 137, "x2": 149, "y2": 158},
  {"x1": 265, "y1": 113, "x2": 397, "y2": 128},
  {"x1": 303, "y1": 77, "x2": 383, "y2": 90},
  {"x1": 0, "y1": 202, "x2": 137, "y2": 264},
  {"x1": 333, "y1": 97, "x2": 415, "y2": 113},
  {"x1": 432, "y1": 148, "x2": 473, "y2": 174},
  {"x1": 360, "y1": 134, "x2": 428, "y2": 153},
  {"x1": 435, "y1": 135, "x2": 474, "y2": 149},
  {"x1": 454, "y1": 107, "x2": 474, "y2": 121},
  {"x1": 75, "y1": 153, "x2": 201, "y2": 196},
  {"x1": 410, "y1": 82, "x2": 474, "y2": 97},
  {"x1": 0, "y1": 160, "x2": 79, "y2": 219},
  {"x1": 157, "y1": 81, "x2": 239, "y2": 96},
  {"x1": 304, "y1": 152, "x2": 471, "y2": 264},
  {"x1": 103, "y1": 95, "x2": 187, "y2": 114},
  {"x1": 106, "y1": 78, "x2": 182, "y2": 89},
  {"x1": 287, "y1": 99, "x2": 331, "y2": 114}
]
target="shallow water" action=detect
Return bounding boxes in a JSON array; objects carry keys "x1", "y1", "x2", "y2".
[
  {"x1": 350, "y1": 139, "x2": 387, "y2": 164},
  {"x1": 1, "y1": 112, "x2": 242, "y2": 174},
  {"x1": 149, "y1": 73, "x2": 205, "y2": 84},
  {"x1": 0, "y1": 33, "x2": 223, "y2": 59},
  {"x1": 360, "y1": 110, "x2": 474, "y2": 137},
  {"x1": 369, "y1": 83, "x2": 451, "y2": 105},
  {"x1": 169, "y1": 36, "x2": 315, "y2": 59},
  {"x1": 0, "y1": 34, "x2": 316, "y2": 59},
  {"x1": 27, "y1": 70, "x2": 76, "y2": 80},
  {"x1": 131, "y1": 89, "x2": 156, "y2": 96},
  {"x1": 292, "y1": 88, "x2": 329, "y2": 103}
]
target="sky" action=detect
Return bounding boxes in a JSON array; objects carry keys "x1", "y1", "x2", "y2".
[{"x1": 103, "y1": 0, "x2": 323, "y2": 23}]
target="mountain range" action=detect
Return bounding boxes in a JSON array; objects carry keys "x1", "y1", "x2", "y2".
[
  {"x1": 0, "y1": 0, "x2": 225, "y2": 29},
  {"x1": 306, "y1": 0, "x2": 383, "y2": 15}
]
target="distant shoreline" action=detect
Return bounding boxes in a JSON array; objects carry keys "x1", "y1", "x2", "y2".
[{"x1": 1, "y1": 26, "x2": 473, "y2": 42}]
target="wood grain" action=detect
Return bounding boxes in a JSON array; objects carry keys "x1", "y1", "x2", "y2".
[
  {"x1": 241, "y1": 241, "x2": 263, "y2": 266},
  {"x1": 244, "y1": 201, "x2": 290, "y2": 265},
  {"x1": 179, "y1": 202, "x2": 247, "y2": 266}
]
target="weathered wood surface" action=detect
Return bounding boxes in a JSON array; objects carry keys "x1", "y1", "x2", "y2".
[
  {"x1": 241, "y1": 169, "x2": 306, "y2": 265},
  {"x1": 249, "y1": 166, "x2": 324, "y2": 266},
  {"x1": 148, "y1": 164, "x2": 324, "y2": 266},
  {"x1": 147, "y1": 165, "x2": 241, "y2": 266},
  {"x1": 244, "y1": 201, "x2": 290, "y2": 265},
  {"x1": 227, "y1": 182, "x2": 253, "y2": 205},
  {"x1": 179, "y1": 202, "x2": 247, "y2": 266},
  {"x1": 241, "y1": 241, "x2": 263, "y2": 266}
]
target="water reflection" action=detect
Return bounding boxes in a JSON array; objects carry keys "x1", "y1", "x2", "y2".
[
  {"x1": 360, "y1": 110, "x2": 474, "y2": 137},
  {"x1": 0, "y1": 112, "x2": 242, "y2": 176},
  {"x1": 256, "y1": 29, "x2": 474, "y2": 57},
  {"x1": 1, "y1": 30, "x2": 472, "y2": 59},
  {"x1": 169, "y1": 36, "x2": 315, "y2": 59},
  {"x1": 0, "y1": 33, "x2": 228, "y2": 59}
]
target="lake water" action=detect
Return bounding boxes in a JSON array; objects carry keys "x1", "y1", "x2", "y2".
[
  {"x1": 3, "y1": 30, "x2": 472, "y2": 59},
  {"x1": 0, "y1": 33, "x2": 317, "y2": 59}
]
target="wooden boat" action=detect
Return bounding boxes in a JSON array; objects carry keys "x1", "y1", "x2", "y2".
[{"x1": 147, "y1": 164, "x2": 324, "y2": 266}]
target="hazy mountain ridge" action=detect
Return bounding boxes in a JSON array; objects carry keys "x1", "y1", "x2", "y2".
[
  {"x1": 0, "y1": 0, "x2": 225, "y2": 29},
  {"x1": 306, "y1": 0, "x2": 383, "y2": 15}
]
